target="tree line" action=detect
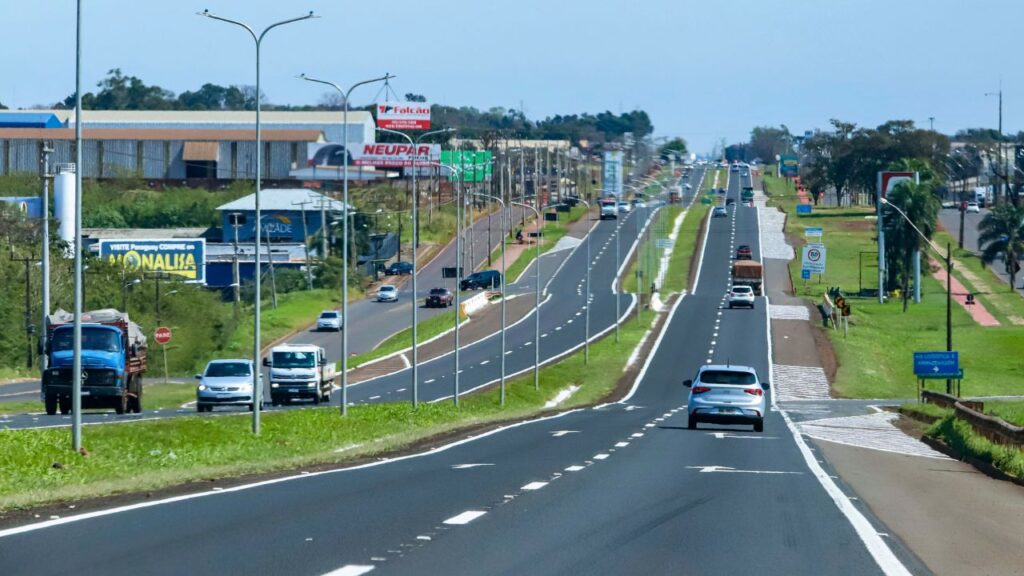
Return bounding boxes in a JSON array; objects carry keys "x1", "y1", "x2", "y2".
[{"x1": 50, "y1": 69, "x2": 652, "y2": 148}]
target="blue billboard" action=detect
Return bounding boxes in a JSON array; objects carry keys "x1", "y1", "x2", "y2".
[
  {"x1": 99, "y1": 239, "x2": 207, "y2": 284},
  {"x1": 603, "y1": 151, "x2": 624, "y2": 197}
]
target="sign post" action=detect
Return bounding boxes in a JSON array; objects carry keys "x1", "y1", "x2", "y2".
[{"x1": 155, "y1": 327, "x2": 172, "y2": 384}]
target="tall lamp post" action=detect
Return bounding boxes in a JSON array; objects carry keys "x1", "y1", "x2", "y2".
[
  {"x1": 881, "y1": 198, "x2": 954, "y2": 393},
  {"x1": 474, "y1": 192, "x2": 508, "y2": 403},
  {"x1": 71, "y1": 0, "x2": 84, "y2": 451},
  {"x1": 199, "y1": 8, "x2": 318, "y2": 435},
  {"x1": 299, "y1": 72, "x2": 393, "y2": 416},
  {"x1": 376, "y1": 126, "x2": 453, "y2": 408},
  {"x1": 575, "y1": 198, "x2": 593, "y2": 364},
  {"x1": 510, "y1": 201, "x2": 563, "y2": 390}
]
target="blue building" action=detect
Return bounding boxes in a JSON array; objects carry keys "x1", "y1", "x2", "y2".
[{"x1": 216, "y1": 188, "x2": 349, "y2": 244}]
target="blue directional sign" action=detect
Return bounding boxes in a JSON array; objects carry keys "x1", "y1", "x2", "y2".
[
  {"x1": 796, "y1": 204, "x2": 812, "y2": 215},
  {"x1": 801, "y1": 269, "x2": 811, "y2": 280},
  {"x1": 913, "y1": 351, "x2": 960, "y2": 377}
]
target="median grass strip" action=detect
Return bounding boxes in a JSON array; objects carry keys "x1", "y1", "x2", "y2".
[
  {"x1": 762, "y1": 187, "x2": 1024, "y2": 399},
  {"x1": 926, "y1": 414, "x2": 1024, "y2": 479},
  {"x1": 504, "y1": 204, "x2": 587, "y2": 282},
  {"x1": 985, "y1": 400, "x2": 1024, "y2": 427},
  {"x1": 347, "y1": 309, "x2": 468, "y2": 368},
  {"x1": 0, "y1": 382, "x2": 198, "y2": 416},
  {"x1": 0, "y1": 308, "x2": 657, "y2": 512}
]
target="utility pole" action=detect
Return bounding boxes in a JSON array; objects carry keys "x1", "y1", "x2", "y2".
[
  {"x1": 40, "y1": 142, "x2": 52, "y2": 372},
  {"x1": 264, "y1": 225, "x2": 278, "y2": 310},
  {"x1": 292, "y1": 199, "x2": 314, "y2": 290},
  {"x1": 229, "y1": 212, "x2": 243, "y2": 310},
  {"x1": 9, "y1": 251, "x2": 36, "y2": 369}
]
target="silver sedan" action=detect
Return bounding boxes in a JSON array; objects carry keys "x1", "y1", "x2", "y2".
[{"x1": 685, "y1": 365, "x2": 768, "y2": 432}]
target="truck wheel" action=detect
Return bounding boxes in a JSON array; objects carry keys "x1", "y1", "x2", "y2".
[
  {"x1": 58, "y1": 394, "x2": 71, "y2": 415},
  {"x1": 130, "y1": 378, "x2": 143, "y2": 414},
  {"x1": 313, "y1": 392, "x2": 321, "y2": 405},
  {"x1": 114, "y1": 392, "x2": 127, "y2": 415},
  {"x1": 45, "y1": 394, "x2": 58, "y2": 415}
]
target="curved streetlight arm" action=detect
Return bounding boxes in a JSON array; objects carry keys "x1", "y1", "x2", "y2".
[
  {"x1": 298, "y1": 72, "x2": 395, "y2": 103},
  {"x1": 198, "y1": 10, "x2": 318, "y2": 43},
  {"x1": 376, "y1": 126, "x2": 412, "y2": 144},
  {"x1": 417, "y1": 127, "x2": 455, "y2": 144},
  {"x1": 880, "y1": 198, "x2": 944, "y2": 258}
]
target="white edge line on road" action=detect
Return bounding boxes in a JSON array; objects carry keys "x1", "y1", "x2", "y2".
[
  {"x1": 0, "y1": 408, "x2": 583, "y2": 539},
  {"x1": 757, "y1": 202, "x2": 910, "y2": 576}
]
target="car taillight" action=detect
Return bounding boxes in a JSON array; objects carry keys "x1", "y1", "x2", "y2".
[
  {"x1": 744, "y1": 388, "x2": 763, "y2": 396},
  {"x1": 692, "y1": 386, "x2": 711, "y2": 394}
]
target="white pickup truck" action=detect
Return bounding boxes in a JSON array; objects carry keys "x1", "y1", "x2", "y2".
[{"x1": 264, "y1": 344, "x2": 336, "y2": 406}]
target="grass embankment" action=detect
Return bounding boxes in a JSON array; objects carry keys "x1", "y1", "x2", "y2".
[
  {"x1": 0, "y1": 383, "x2": 198, "y2": 416},
  {"x1": 222, "y1": 289, "x2": 342, "y2": 358},
  {"x1": 762, "y1": 179, "x2": 1024, "y2": 399},
  {"x1": 503, "y1": 204, "x2": 588, "y2": 282},
  {"x1": 0, "y1": 307, "x2": 657, "y2": 512},
  {"x1": 346, "y1": 309, "x2": 468, "y2": 368}
]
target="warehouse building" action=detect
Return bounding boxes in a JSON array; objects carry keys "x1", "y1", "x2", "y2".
[{"x1": 0, "y1": 109, "x2": 375, "y2": 181}]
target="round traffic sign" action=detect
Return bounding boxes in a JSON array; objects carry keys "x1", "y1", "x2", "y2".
[
  {"x1": 154, "y1": 326, "x2": 172, "y2": 345},
  {"x1": 807, "y1": 247, "x2": 823, "y2": 262}
]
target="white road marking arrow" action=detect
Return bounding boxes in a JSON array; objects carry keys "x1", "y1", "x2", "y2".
[
  {"x1": 687, "y1": 465, "x2": 801, "y2": 475},
  {"x1": 451, "y1": 463, "x2": 494, "y2": 469},
  {"x1": 550, "y1": 430, "x2": 579, "y2": 437}
]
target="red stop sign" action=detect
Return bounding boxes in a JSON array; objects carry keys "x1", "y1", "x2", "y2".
[{"x1": 154, "y1": 326, "x2": 172, "y2": 345}]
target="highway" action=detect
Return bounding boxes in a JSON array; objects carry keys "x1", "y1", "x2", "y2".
[
  {"x1": 0, "y1": 168, "x2": 918, "y2": 575},
  {"x1": 0, "y1": 171, "x2": 702, "y2": 429}
]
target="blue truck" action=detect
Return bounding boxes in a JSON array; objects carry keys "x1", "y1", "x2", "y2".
[{"x1": 42, "y1": 309, "x2": 148, "y2": 415}]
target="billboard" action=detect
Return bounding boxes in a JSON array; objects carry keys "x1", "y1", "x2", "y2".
[
  {"x1": 350, "y1": 143, "x2": 440, "y2": 168},
  {"x1": 780, "y1": 154, "x2": 800, "y2": 177},
  {"x1": 99, "y1": 239, "x2": 206, "y2": 283},
  {"x1": 877, "y1": 171, "x2": 917, "y2": 200},
  {"x1": 441, "y1": 150, "x2": 493, "y2": 182},
  {"x1": 603, "y1": 151, "x2": 624, "y2": 197},
  {"x1": 376, "y1": 102, "x2": 432, "y2": 130}
]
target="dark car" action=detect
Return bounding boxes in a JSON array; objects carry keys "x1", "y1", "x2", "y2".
[
  {"x1": 385, "y1": 261, "x2": 414, "y2": 276},
  {"x1": 460, "y1": 270, "x2": 502, "y2": 291},
  {"x1": 736, "y1": 245, "x2": 752, "y2": 260},
  {"x1": 726, "y1": 198, "x2": 736, "y2": 206},
  {"x1": 426, "y1": 287, "x2": 454, "y2": 308}
]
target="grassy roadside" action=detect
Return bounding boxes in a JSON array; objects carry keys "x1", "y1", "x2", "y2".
[
  {"x1": 346, "y1": 308, "x2": 468, "y2": 369},
  {"x1": 762, "y1": 183, "x2": 1024, "y2": 399},
  {"x1": 503, "y1": 205, "x2": 588, "y2": 282},
  {"x1": 901, "y1": 402, "x2": 1024, "y2": 479},
  {"x1": 0, "y1": 308, "x2": 657, "y2": 512},
  {"x1": 222, "y1": 289, "x2": 342, "y2": 359},
  {"x1": 0, "y1": 383, "x2": 198, "y2": 416}
]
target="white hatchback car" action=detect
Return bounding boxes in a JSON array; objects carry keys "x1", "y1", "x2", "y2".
[
  {"x1": 728, "y1": 285, "x2": 755, "y2": 308},
  {"x1": 965, "y1": 202, "x2": 981, "y2": 214},
  {"x1": 685, "y1": 365, "x2": 768, "y2": 432},
  {"x1": 316, "y1": 310, "x2": 342, "y2": 331}
]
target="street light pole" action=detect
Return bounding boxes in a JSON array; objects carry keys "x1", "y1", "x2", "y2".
[
  {"x1": 72, "y1": 0, "x2": 84, "y2": 451},
  {"x1": 199, "y1": 8, "x2": 317, "y2": 435},
  {"x1": 575, "y1": 198, "x2": 593, "y2": 364},
  {"x1": 511, "y1": 201, "x2": 562, "y2": 389},
  {"x1": 376, "y1": 127, "x2": 453, "y2": 408},
  {"x1": 299, "y1": 72, "x2": 393, "y2": 416},
  {"x1": 475, "y1": 192, "x2": 508, "y2": 404}
]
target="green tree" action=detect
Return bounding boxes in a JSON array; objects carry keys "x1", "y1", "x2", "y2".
[
  {"x1": 977, "y1": 203, "x2": 1024, "y2": 290},
  {"x1": 748, "y1": 125, "x2": 793, "y2": 162},
  {"x1": 883, "y1": 180, "x2": 940, "y2": 310},
  {"x1": 659, "y1": 138, "x2": 688, "y2": 159},
  {"x1": 0, "y1": 100, "x2": 8, "y2": 110}
]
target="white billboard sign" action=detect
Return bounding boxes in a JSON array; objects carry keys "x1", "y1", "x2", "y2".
[
  {"x1": 350, "y1": 143, "x2": 441, "y2": 168},
  {"x1": 376, "y1": 103, "x2": 432, "y2": 130},
  {"x1": 801, "y1": 243, "x2": 827, "y2": 275}
]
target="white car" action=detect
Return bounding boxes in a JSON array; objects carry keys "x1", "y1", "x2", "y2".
[
  {"x1": 683, "y1": 183, "x2": 693, "y2": 190},
  {"x1": 316, "y1": 310, "x2": 342, "y2": 331},
  {"x1": 728, "y1": 285, "x2": 755, "y2": 308},
  {"x1": 965, "y1": 202, "x2": 981, "y2": 214},
  {"x1": 377, "y1": 284, "x2": 398, "y2": 302},
  {"x1": 195, "y1": 359, "x2": 256, "y2": 412},
  {"x1": 618, "y1": 201, "x2": 631, "y2": 213}
]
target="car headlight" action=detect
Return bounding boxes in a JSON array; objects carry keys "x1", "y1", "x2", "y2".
[
  {"x1": 197, "y1": 384, "x2": 207, "y2": 391},
  {"x1": 307, "y1": 382, "x2": 316, "y2": 388},
  {"x1": 271, "y1": 383, "x2": 279, "y2": 388}
]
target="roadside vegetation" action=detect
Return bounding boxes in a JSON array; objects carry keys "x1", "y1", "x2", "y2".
[
  {"x1": 764, "y1": 180, "x2": 1024, "y2": 399},
  {"x1": 502, "y1": 204, "x2": 588, "y2": 282},
  {"x1": 0, "y1": 309, "x2": 656, "y2": 512}
]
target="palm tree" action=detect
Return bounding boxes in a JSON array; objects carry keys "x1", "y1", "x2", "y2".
[
  {"x1": 978, "y1": 204, "x2": 1024, "y2": 290},
  {"x1": 883, "y1": 180, "x2": 940, "y2": 311}
]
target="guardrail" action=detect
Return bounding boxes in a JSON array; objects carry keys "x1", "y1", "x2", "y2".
[{"x1": 922, "y1": 390, "x2": 1023, "y2": 447}]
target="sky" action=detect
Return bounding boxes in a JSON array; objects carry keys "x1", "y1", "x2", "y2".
[{"x1": 2, "y1": 0, "x2": 1022, "y2": 153}]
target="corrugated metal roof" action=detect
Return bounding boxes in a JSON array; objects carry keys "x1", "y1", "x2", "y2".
[
  {"x1": 83, "y1": 227, "x2": 212, "y2": 240},
  {"x1": 0, "y1": 128, "x2": 324, "y2": 141},
  {"x1": 0, "y1": 112, "x2": 62, "y2": 129},
  {"x1": 10, "y1": 109, "x2": 374, "y2": 125},
  {"x1": 216, "y1": 188, "x2": 350, "y2": 212}
]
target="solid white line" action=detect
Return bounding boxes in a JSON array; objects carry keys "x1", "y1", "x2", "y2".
[
  {"x1": 756, "y1": 202, "x2": 910, "y2": 576},
  {"x1": 399, "y1": 354, "x2": 411, "y2": 369},
  {"x1": 521, "y1": 481, "x2": 548, "y2": 491},
  {"x1": 323, "y1": 565, "x2": 375, "y2": 576},
  {"x1": 443, "y1": 510, "x2": 487, "y2": 525},
  {"x1": 424, "y1": 379, "x2": 435, "y2": 384}
]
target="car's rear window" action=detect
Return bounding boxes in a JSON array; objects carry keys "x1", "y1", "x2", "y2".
[
  {"x1": 430, "y1": 289, "x2": 447, "y2": 294},
  {"x1": 732, "y1": 286, "x2": 752, "y2": 293},
  {"x1": 320, "y1": 312, "x2": 338, "y2": 318},
  {"x1": 700, "y1": 370, "x2": 757, "y2": 385}
]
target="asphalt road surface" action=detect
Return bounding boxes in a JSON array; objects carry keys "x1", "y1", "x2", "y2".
[
  {"x1": 0, "y1": 168, "x2": 923, "y2": 575},
  {"x1": 0, "y1": 170, "x2": 703, "y2": 429}
]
